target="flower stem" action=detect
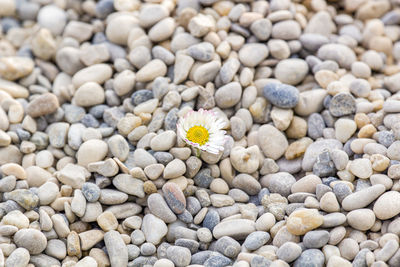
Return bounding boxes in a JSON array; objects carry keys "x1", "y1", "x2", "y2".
[{"x1": 195, "y1": 148, "x2": 201, "y2": 158}]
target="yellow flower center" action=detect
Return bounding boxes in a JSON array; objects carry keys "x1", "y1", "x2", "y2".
[{"x1": 186, "y1": 125, "x2": 209, "y2": 146}]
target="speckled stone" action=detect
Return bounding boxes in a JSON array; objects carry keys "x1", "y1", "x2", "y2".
[{"x1": 263, "y1": 83, "x2": 299, "y2": 108}]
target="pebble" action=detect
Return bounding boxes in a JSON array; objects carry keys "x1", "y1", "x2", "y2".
[
  {"x1": 213, "y1": 219, "x2": 256, "y2": 239},
  {"x1": 373, "y1": 191, "x2": 400, "y2": 220},
  {"x1": 258, "y1": 125, "x2": 288, "y2": 160},
  {"x1": 238, "y1": 44, "x2": 269, "y2": 67},
  {"x1": 264, "y1": 172, "x2": 296, "y2": 197},
  {"x1": 277, "y1": 242, "x2": 302, "y2": 263},
  {"x1": 274, "y1": 59, "x2": 309, "y2": 85},
  {"x1": 147, "y1": 193, "x2": 177, "y2": 223},
  {"x1": 167, "y1": 246, "x2": 191, "y2": 267},
  {"x1": 104, "y1": 230, "x2": 128, "y2": 267},
  {"x1": 74, "y1": 82, "x2": 105, "y2": 107},
  {"x1": 215, "y1": 82, "x2": 242, "y2": 108},
  {"x1": 294, "y1": 249, "x2": 325, "y2": 267},
  {"x1": 342, "y1": 184, "x2": 385, "y2": 211},
  {"x1": 317, "y1": 43, "x2": 357, "y2": 68},
  {"x1": 286, "y1": 209, "x2": 324, "y2": 235},
  {"x1": 263, "y1": 83, "x2": 299, "y2": 109},
  {"x1": 5, "y1": 247, "x2": 30, "y2": 267},
  {"x1": 243, "y1": 231, "x2": 270, "y2": 251},
  {"x1": 3, "y1": 0, "x2": 400, "y2": 266},
  {"x1": 136, "y1": 59, "x2": 167, "y2": 82},
  {"x1": 26, "y1": 93, "x2": 59, "y2": 118},
  {"x1": 13, "y1": 229, "x2": 47, "y2": 254},
  {"x1": 72, "y1": 64, "x2": 112, "y2": 88},
  {"x1": 347, "y1": 209, "x2": 376, "y2": 231},
  {"x1": 303, "y1": 230, "x2": 330, "y2": 248}
]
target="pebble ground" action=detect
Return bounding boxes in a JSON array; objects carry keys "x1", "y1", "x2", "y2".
[{"x1": 1, "y1": 0, "x2": 400, "y2": 266}]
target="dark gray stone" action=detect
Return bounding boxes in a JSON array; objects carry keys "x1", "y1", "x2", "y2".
[
  {"x1": 131, "y1": 89, "x2": 154, "y2": 106},
  {"x1": 191, "y1": 251, "x2": 213, "y2": 265},
  {"x1": 81, "y1": 114, "x2": 100, "y2": 128},
  {"x1": 378, "y1": 131, "x2": 395, "y2": 147},
  {"x1": 332, "y1": 182, "x2": 352, "y2": 203},
  {"x1": 154, "y1": 152, "x2": 174, "y2": 165},
  {"x1": 313, "y1": 150, "x2": 336, "y2": 177},
  {"x1": 177, "y1": 209, "x2": 193, "y2": 223},
  {"x1": 203, "y1": 209, "x2": 220, "y2": 231},
  {"x1": 90, "y1": 105, "x2": 109, "y2": 119},
  {"x1": 194, "y1": 168, "x2": 213, "y2": 188},
  {"x1": 186, "y1": 197, "x2": 201, "y2": 216},
  {"x1": 329, "y1": 93, "x2": 356, "y2": 117}
]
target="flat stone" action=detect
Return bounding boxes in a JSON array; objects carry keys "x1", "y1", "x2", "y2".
[
  {"x1": 213, "y1": 219, "x2": 256, "y2": 240},
  {"x1": 112, "y1": 174, "x2": 144, "y2": 198}
]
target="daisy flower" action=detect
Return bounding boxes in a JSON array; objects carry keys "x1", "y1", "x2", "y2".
[{"x1": 177, "y1": 109, "x2": 226, "y2": 155}]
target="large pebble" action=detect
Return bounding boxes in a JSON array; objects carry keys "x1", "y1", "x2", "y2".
[
  {"x1": 263, "y1": 83, "x2": 299, "y2": 108},
  {"x1": 373, "y1": 191, "x2": 400, "y2": 220},
  {"x1": 141, "y1": 214, "x2": 168, "y2": 245},
  {"x1": 26, "y1": 93, "x2": 59, "y2": 118},
  {"x1": 274, "y1": 59, "x2": 309, "y2": 85},
  {"x1": 104, "y1": 230, "x2": 128, "y2": 267},
  {"x1": 72, "y1": 64, "x2": 113, "y2": 88},
  {"x1": 317, "y1": 43, "x2": 357, "y2": 69},
  {"x1": 287, "y1": 209, "x2": 324, "y2": 235},
  {"x1": 258, "y1": 125, "x2": 288, "y2": 160},
  {"x1": 14, "y1": 229, "x2": 47, "y2": 254},
  {"x1": 215, "y1": 82, "x2": 242, "y2": 108},
  {"x1": 213, "y1": 219, "x2": 256, "y2": 240},
  {"x1": 238, "y1": 44, "x2": 269, "y2": 67},
  {"x1": 342, "y1": 184, "x2": 385, "y2": 211}
]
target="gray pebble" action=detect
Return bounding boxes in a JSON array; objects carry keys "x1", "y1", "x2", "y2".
[{"x1": 82, "y1": 182, "x2": 101, "y2": 202}]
